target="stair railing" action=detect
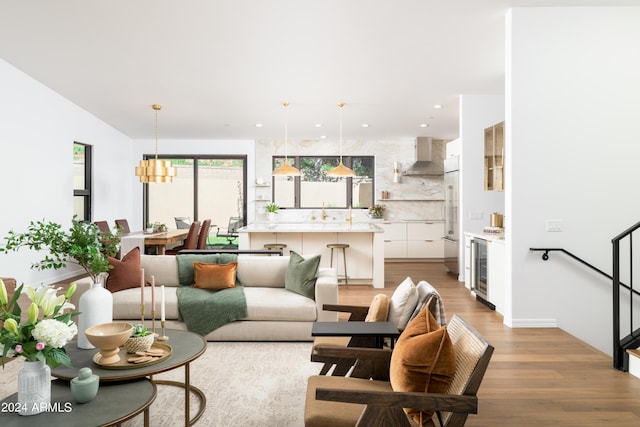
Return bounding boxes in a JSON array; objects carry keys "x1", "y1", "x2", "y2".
[
  {"x1": 530, "y1": 237, "x2": 640, "y2": 371},
  {"x1": 612, "y1": 220, "x2": 640, "y2": 371}
]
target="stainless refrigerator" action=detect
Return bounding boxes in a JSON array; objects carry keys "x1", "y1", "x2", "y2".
[{"x1": 443, "y1": 156, "x2": 460, "y2": 275}]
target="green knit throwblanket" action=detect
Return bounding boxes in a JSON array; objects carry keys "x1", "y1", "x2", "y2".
[{"x1": 175, "y1": 254, "x2": 248, "y2": 336}]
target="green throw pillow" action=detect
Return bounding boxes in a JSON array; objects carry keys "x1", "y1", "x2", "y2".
[
  {"x1": 176, "y1": 253, "x2": 239, "y2": 286},
  {"x1": 285, "y1": 251, "x2": 320, "y2": 300}
]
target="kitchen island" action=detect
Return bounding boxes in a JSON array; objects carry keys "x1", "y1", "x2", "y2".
[{"x1": 238, "y1": 221, "x2": 385, "y2": 288}]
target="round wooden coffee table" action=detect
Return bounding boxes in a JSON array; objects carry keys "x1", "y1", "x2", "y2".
[
  {"x1": 1, "y1": 378, "x2": 156, "y2": 426},
  {"x1": 52, "y1": 329, "x2": 207, "y2": 426}
]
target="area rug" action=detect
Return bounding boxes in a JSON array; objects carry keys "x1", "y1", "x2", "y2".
[{"x1": 0, "y1": 342, "x2": 321, "y2": 426}]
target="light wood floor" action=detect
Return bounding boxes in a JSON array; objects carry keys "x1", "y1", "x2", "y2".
[{"x1": 339, "y1": 262, "x2": 640, "y2": 426}]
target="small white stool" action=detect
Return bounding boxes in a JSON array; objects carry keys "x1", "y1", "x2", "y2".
[{"x1": 327, "y1": 243, "x2": 350, "y2": 287}]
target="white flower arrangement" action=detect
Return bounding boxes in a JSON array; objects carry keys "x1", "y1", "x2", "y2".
[{"x1": 0, "y1": 279, "x2": 78, "y2": 368}]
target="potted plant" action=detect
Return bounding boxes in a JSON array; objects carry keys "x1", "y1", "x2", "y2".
[
  {"x1": 145, "y1": 222, "x2": 154, "y2": 234},
  {"x1": 123, "y1": 324, "x2": 154, "y2": 354},
  {"x1": 368, "y1": 204, "x2": 386, "y2": 219},
  {"x1": 0, "y1": 216, "x2": 121, "y2": 283},
  {"x1": 265, "y1": 203, "x2": 279, "y2": 222}
]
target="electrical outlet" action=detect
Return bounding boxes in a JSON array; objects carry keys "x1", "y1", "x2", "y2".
[{"x1": 546, "y1": 219, "x2": 563, "y2": 232}]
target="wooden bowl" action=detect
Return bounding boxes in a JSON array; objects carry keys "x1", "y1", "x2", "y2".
[{"x1": 85, "y1": 322, "x2": 133, "y2": 364}]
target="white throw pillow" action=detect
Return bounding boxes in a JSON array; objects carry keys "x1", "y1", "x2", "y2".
[{"x1": 388, "y1": 277, "x2": 419, "y2": 330}]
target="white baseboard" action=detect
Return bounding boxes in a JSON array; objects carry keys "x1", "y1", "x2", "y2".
[{"x1": 507, "y1": 318, "x2": 558, "y2": 328}]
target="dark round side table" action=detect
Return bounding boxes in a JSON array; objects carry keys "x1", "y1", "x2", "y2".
[
  {"x1": 52, "y1": 328, "x2": 207, "y2": 427},
  {"x1": 1, "y1": 378, "x2": 156, "y2": 427}
]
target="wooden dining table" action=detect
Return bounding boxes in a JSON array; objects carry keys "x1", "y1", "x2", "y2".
[{"x1": 121, "y1": 229, "x2": 190, "y2": 255}]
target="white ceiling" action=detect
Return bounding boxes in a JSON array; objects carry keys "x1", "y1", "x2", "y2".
[{"x1": 1, "y1": 0, "x2": 637, "y2": 142}]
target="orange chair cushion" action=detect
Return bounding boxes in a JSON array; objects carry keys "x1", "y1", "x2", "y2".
[
  {"x1": 390, "y1": 306, "x2": 456, "y2": 422},
  {"x1": 191, "y1": 262, "x2": 238, "y2": 290},
  {"x1": 105, "y1": 247, "x2": 144, "y2": 292}
]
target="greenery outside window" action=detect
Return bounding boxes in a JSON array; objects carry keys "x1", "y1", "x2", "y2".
[
  {"x1": 73, "y1": 142, "x2": 92, "y2": 221},
  {"x1": 273, "y1": 156, "x2": 374, "y2": 209}
]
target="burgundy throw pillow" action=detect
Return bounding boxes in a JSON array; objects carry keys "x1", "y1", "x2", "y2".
[{"x1": 105, "y1": 247, "x2": 144, "y2": 292}]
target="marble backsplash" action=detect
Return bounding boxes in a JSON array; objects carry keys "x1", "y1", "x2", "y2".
[{"x1": 254, "y1": 137, "x2": 447, "y2": 222}]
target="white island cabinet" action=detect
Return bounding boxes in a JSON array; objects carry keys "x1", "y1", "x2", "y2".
[
  {"x1": 379, "y1": 220, "x2": 444, "y2": 260},
  {"x1": 238, "y1": 222, "x2": 385, "y2": 288}
]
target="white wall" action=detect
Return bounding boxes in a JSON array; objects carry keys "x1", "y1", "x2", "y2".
[
  {"x1": 459, "y1": 94, "x2": 505, "y2": 281},
  {"x1": 0, "y1": 58, "x2": 133, "y2": 285},
  {"x1": 507, "y1": 7, "x2": 640, "y2": 354}
]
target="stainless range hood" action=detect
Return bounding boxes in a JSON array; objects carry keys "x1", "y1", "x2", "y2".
[{"x1": 403, "y1": 137, "x2": 444, "y2": 176}]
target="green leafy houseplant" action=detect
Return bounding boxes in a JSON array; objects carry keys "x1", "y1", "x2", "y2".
[
  {"x1": 0, "y1": 217, "x2": 121, "y2": 283},
  {"x1": 265, "y1": 203, "x2": 280, "y2": 213}
]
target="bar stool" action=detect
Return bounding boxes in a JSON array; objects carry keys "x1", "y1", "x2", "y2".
[
  {"x1": 264, "y1": 243, "x2": 287, "y2": 255},
  {"x1": 326, "y1": 243, "x2": 349, "y2": 287}
]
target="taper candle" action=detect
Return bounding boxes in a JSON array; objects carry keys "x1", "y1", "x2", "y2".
[
  {"x1": 151, "y1": 275, "x2": 155, "y2": 311},
  {"x1": 140, "y1": 268, "x2": 145, "y2": 305},
  {"x1": 160, "y1": 285, "x2": 166, "y2": 321}
]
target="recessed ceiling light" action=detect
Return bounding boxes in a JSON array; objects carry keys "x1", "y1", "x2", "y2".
[
  {"x1": 315, "y1": 123, "x2": 322, "y2": 128},
  {"x1": 320, "y1": 135, "x2": 327, "y2": 139},
  {"x1": 420, "y1": 123, "x2": 429, "y2": 128},
  {"x1": 362, "y1": 124, "x2": 369, "y2": 128},
  {"x1": 433, "y1": 104, "x2": 443, "y2": 109},
  {"x1": 255, "y1": 123, "x2": 263, "y2": 127}
]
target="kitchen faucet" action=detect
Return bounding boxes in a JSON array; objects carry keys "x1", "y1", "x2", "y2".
[{"x1": 322, "y1": 202, "x2": 328, "y2": 220}]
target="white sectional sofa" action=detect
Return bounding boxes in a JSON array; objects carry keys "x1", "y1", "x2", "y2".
[{"x1": 72, "y1": 254, "x2": 339, "y2": 341}]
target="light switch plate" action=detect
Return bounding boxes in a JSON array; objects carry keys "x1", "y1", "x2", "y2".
[{"x1": 546, "y1": 219, "x2": 563, "y2": 232}]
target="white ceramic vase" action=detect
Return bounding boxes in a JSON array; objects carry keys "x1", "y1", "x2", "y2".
[
  {"x1": 77, "y1": 277, "x2": 113, "y2": 349},
  {"x1": 18, "y1": 360, "x2": 51, "y2": 416},
  {"x1": 267, "y1": 212, "x2": 277, "y2": 222}
]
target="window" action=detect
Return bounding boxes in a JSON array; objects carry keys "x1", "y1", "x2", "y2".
[
  {"x1": 273, "y1": 156, "x2": 374, "y2": 209},
  {"x1": 144, "y1": 155, "x2": 247, "y2": 230},
  {"x1": 73, "y1": 142, "x2": 92, "y2": 221}
]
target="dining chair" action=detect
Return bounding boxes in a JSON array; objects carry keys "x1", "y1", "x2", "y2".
[
  {"x1": 197, "y1": 219, "x2": 212, "y2": 249},
  {"x1": 94, "y1": 221, "x2": 110, "y2": 233},
  {"x1": 114, "y1": 219, "x2": 130, "y2": 234},
  {"x1": 166, "y1": 221, "x2": 200, "y2": 255}
]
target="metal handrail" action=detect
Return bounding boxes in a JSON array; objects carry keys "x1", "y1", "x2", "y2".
[{"x1": 531, "y1": 244, "x2": 640, "y2": 371}]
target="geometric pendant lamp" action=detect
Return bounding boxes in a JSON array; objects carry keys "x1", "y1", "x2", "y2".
[{"x1": 135, "y1": 104, "x2": 177, "y2": 183}]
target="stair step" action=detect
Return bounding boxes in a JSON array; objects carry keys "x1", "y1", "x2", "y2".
[{"x1": 627, "y1": 349, "x2": 640, "y2": 379}]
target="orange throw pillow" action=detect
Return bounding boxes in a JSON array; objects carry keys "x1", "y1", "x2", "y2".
[
  {"x1": 191, "y1": 262, "x2": 238, "y2": 290},
  {"x1": 105, "y1": 247, "x2": 144, "y2": 292},
  {"x1": 390, "y1": 306, "x2": 456, "y2": 423}
]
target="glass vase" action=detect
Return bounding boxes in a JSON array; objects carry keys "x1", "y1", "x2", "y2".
[{"x1": 18, "y1": 360, "x2": 51, "y2": 416}]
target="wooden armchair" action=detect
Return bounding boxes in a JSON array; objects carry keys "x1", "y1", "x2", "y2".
[
  {"x1": 312, "y1": 296, "x2": 438, "y2": 377},
  {"x1": 305, "y1": 314, "x2": 494, "y2": 427}
]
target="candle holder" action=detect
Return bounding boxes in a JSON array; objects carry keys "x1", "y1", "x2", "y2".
[
  {"x1": 157, "y1": 320, "x2": 169, "y2": 341},
  {"x1": 152, "y1": 309, "x2": 159, "y2": 337}
]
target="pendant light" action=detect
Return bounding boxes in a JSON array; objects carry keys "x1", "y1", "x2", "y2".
[
  {"x1": 327, "y1": 102, "x2": 355, "y2": 177},
  {"x1": 272, "y1": 101, "x2": 301, "y2": 176},
  {"x1": 135, "y1": 104, "x2": 177, "y2": 183}
]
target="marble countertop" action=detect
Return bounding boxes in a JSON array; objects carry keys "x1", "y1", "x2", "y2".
[{"x1": 238, "y1": 221, "x2": 384, "y2": 233}]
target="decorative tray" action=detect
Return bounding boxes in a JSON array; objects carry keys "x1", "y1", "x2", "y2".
[{"x1": 92, "y1": 342, "x2": 172, "y2": 369}]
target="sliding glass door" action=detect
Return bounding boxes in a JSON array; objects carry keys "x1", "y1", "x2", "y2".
[{"x1": 145, "y1": 156, "x2": 246, "y2": 232}]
